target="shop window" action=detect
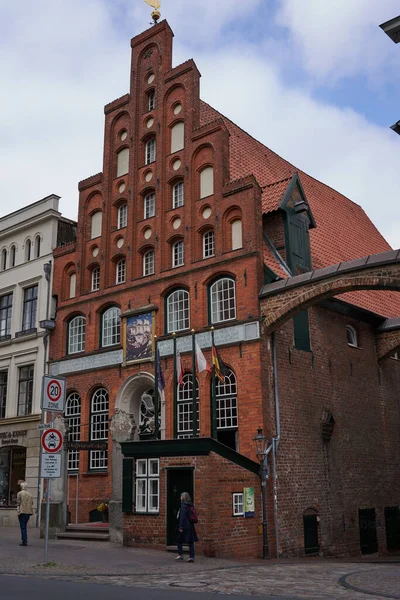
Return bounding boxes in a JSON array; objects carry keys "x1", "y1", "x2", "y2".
[
  {"x1": 0, "y1": 447, "x2": 26, "y2": 507},
  {"x1": 200, "y1": 166, "x2": 214, "y2": 199},
  {"x1": 116, "y1": 258, "x2": 126, "y2": 284},
  {"x1": 10, "y1": 245, "x2": 16, "y2": 268},
  {"x1": 203, "y1": 230, "x2": 215, "y2": 258},
  {"x1": 145, "y1": 138, "x2": 156, "y2": 165},
  {"x1": 135, "y1": 458, "x2": 159, "y2": 513},
  {"x1": 166, "y1": 289, "x2": 190, "y2": 333},
  {"x1": 177, "y1": 373, "x2": 199, "y2": 438},
  {"x1": 0, "y1": 371, "x2": 7, "y2": 419},
  {"x1": 25, "y1": 239, "x2": 31, "y2": 262},
  {"x1": 91, "y1": 267, "x2": 100, "y2": 292},
  {"x1": 216, "y1": 368, "x2": 238, "y2": 450},
  {"x1": 101, "y1": 306, "x2": 121, "y2": 347},
  {"x1": 209, "y1": 277, "x2": 236, "y2": 324},
  {"x1": 1, "y1": 249, "x2": 6, "y2": 271},
  {"x1": 346, "y1": 325, "x2": 358, "y2": 347},
  {"x1": 117, "y1": 148, "x2": 129, "y2": 177},
  {"x1": 232, "y1": 493, "x2": 244, "y2": 516},
  {"x1": 89, "y1": 388, "x2": 109, "y2": 470},
  {"x1": 117, "y1": 203, "x2": 127, "y2": 229},
  {"x1": 0, "y1": 293, "x2": 13, "y2": 339},
  {"x1": 67, "y1": 315, "x2": 86, "y2": 355},
  {"x1": 231, "y1": 219, "x2": 243, "y2": 250},
  {"x1": 90, "y1": 212, "x2": 102, "y2": 239},
  {"x1": 172, "y1": 240, "x2": 184, "y2": 267},
  {"x1": 69, "y1": 273, "x2": 76, "y2": 299},
  {"x1": 144, "y1": 192, "x2": 156, "y2": 219},
  {"x1": 173, "y1": 181, "x2": 184, "y2": 208},
  {"x1": 171, "y1": 122, "x2": 184, "y2": 153},
  {"x1": 17, "y1": 365, "x2": 34, "y2": 417},
  {"x1": 65, "y1": 392, "x2": 81, "y2": 471},
  {"x1": 35, "y1": 235, "x2": 41, "y2": 258},
  {"x1": 143, "y1": 250, "x2": 155, "y2": 276},
  {"x1": 22, "y1": 285, "x2": 38, "y2": 332}
]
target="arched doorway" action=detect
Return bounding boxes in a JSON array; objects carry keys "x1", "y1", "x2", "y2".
[{"x1": 115, "y1": 372, "x2": 163, "y2": 439}]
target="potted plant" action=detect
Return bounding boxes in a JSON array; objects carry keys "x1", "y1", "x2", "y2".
[{"x1": 97, "y1": 501, "x2": 109, "y2": 523}]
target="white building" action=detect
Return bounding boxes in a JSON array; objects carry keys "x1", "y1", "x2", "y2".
[{"x1": 0, "y1": 195, "x2": 75, "y2": 527}]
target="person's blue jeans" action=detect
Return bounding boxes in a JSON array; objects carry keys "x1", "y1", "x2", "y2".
[
  {"x1": 177, "y1": 539, "x2": 194, "y2": 559},
  {"x1": 18, "y1": 514, "x2": 30, "y2": 545}
]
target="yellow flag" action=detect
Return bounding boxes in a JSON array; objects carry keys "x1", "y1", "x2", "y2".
[{"x1": 144, "y1": 0, "x2": 161, "y2": 10}]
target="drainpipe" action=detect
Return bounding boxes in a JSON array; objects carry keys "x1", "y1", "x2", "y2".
[{"x1": 271, "y1": 331, "x2": 280, "y2": 558}]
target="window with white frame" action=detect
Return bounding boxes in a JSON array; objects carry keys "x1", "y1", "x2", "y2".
[
  {"x1": 172, "y1": 240, "x2": 184, "y2": 268},
  {"x1": 231, "y1": 219, "x2": 243, "y2": 250},
  {"x1": 232, "y1": 493, "x2": 244, "y2": 516},
  {"x1": 117, "y1": 148, "x2": 129, "y2": 177},
  {"x1": 91, "y1": 267, "x2": 100, "y2": 291},
  {"x1": 346, "y1": 325, "x2": 358, "y2": 347},
  {"x1": 0, "y1": 371, "x2": 8, "y2": 419},
  {"x1": 89, "y1": 388, "x2": 108, "y2": 470},
  {"x1": 65, "y1": 392, "x2": 81, "y2": 471},
  {"x1": 216, "y1": 369, "x2": 238, "y2": 430},
  {"x1": 90, "y1": 212, "x2": 102, "y2": 239},
  {"x1": 0, "y1": 293, "x2": 13, "y2": 338},
  {"x1": 173, "y1": 181, "x2": 184, "y2": 208},
  {"x1": 116, "y1": 259, "x2": 126, "y2": 284},
  {"x1": 145, "y1": 138, "x2": 156, "y2": 165},
  {"x1": 101, "y1": 307, "x2": 121, "y2": 347},
  {"x1": 203, "y1": 230, "x2": 215, "y2": 258},
  {"x1": 118, "y1": 203, "x2": 127, "y2": 229},
  {"x1": 69, "y1": 273, "x2": 76, "y2": 299},
  {"x1": 177, "y1": 373, "x2": 199, "y2": 438},
  {"x1": 17, "y1": 365, "x2": 34, "y2": 417},
  {"x1": 68, "y1": 316, "x2": 86, "y2": 354},
  {"x1": 171, "y1": 122, "x2": 184, "y2": 153},
  {"x1": 144, "y1": 192, "x2": 156, "y2": 219},
  {"x1": 135, "y1": 458, "x2": 159, "y2": 513},
  {"x1": 167, "y1": 289, "x2": 190, "y2": 333},
  {"x1": 143, "y1": 250, "x2": 155, "y2": 276},
  {"x1": 200, "y1": 166, "x2": 214, "y2": 198},
  {"x1": 147, "y1": 90, "x2": 155, "y2": 112},
  {"x1": 210, "y1": 277, "x2": 236, "y2": 324},
  {"x1": 22, "y1": 285, "x2": 38, "y2": 331}
]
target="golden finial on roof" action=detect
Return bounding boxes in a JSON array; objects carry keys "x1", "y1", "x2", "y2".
[{"x1": 144, "y1": 0, "x2": 161, "y2": 24}]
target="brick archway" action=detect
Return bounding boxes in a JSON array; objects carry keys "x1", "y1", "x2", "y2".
[
  {"x1": 376, "y1": 327, "x2": 400, "y2": 360},
  {"x1": 260, "y1": 250, "x2": 400, "y2": 331}
]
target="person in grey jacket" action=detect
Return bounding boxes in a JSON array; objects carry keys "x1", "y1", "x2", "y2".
[
  {"x1": 176, "y1": 492, "x2": 198, "y2": 562},
  {"x1": 17, "y1": 482, "x2": 34, "y2": 546}
]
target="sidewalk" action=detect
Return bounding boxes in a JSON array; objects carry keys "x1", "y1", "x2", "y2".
[{"x1": 1, "y1": 527, "x2": 400, "y2": 599}]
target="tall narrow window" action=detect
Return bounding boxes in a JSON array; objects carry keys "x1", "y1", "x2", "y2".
[
  {"x1": 203, "y1": 230, "x2": 215, "y2": 258},
  {"x1": 143, "y1": 250, "x2": 155, "y2": 276},
  {"x1": 1, "y1": 249, "x2": 6, "y2": 271},
  {"x1": 25, "y1": 239, "x2": 31, "y2": 262},
  {"x1": 68, "y1": 316, "x2": 86, "y2": 354},
  {"x1": 0, "y1": 371, "x2": 8, "y2": 419},
  {"x1": 65, "y1": 392, "x2": 81, "y2": 471},
  {"x1": 210, "y1": 278, "x2": 236, "y2": 324},
  {"x1": 177, "y1": 373, "x2": 199, "y2": 438},
  {"x1": 144, "y1": 192, "x2": 156, "y2": 219},
  {"x1": 91, "y1": 212, "x2": 102, "y2": 239},
  {"x1": 346, "y1": 325, "x2": 358, "y2": 347},
  {"x1": 90, "y1": 388, "x2": 108, "y2": 470},
  {"x1": 0, "y1": 293, "x2": 12, "y2": 338},
  {"x1": 231, "y1": 219, "x2": 243, "y2": 250},
  {"x1": 216, "y1": 368, "x2": 238, "y2": 451},
  {"x1": 35, "y1": 235, "x2": 41, "y2": 258},
  {"x1": 171, "y1": 122, "x2": 184, "y2": 153},
  {"x1": 10, "y1": 246, "x2": 16, "y2": 268},
  {"x1": 91, "y1": 267, "x2": 100, "y2": 292},
  {"x1": 116, "y1": 259, "x2": 126, "y2": 284},
  {"x1": 173, "y1": 181, "x2": 184, "y2": 208},
  {"x1": 148, "y1": 90, "x2": 155, "y2": 111},
  {"x1": 22, "y1": 285, "x2": 38, "y2": 331},
  {"x1": 200, "y1": 166, "x2": 214, "y2": 198},
  {"x1": 69, "y1": 273, "x2": 76, "y2": 299},
  {"x1": 172, "y1": 240, "x2": 184, "y2": 268},
  {"x1": 117, "y1": 148, "x2": 129, "y2": 177},
  {"x1": 145, "y1": 138, "x2": 156, "y2": 165},
  {"x1": 101, "y1": 307, "x2": 121, "y2": 347},
  {"x1": 17, "y1": 365, "x2": 34, "y2": 417},
  {"x1": 166, "y1": 289, "x2": 190, "y2": 333},
  {"x1": 118, "y1": 203, "x2": 127, "y2": 229}
]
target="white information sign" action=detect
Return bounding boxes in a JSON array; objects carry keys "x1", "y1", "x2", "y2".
[
  {"x1": 41, "y1": 375, "x2": 66, "y2": 412},
  {"x1": 40, "y1": 453, "x2": 62, "y2": 478}
]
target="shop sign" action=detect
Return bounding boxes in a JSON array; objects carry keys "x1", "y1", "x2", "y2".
[
  {"x1": 65, "y1": 441, "x2": 108, "y2": 451},
  {"x1": 0, "y1": 430, "x2": 27, "y2": 446},
  {"x1": 244, "y1": 487, "x2": 255, "y2": 518}
]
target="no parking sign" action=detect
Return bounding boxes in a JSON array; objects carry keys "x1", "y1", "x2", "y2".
[{"x1": 41, "y1": 375, "x2": 66, "y2": 412}]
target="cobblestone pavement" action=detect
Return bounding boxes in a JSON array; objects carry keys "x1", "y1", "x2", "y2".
[{"x1": 1, "y1": 527, "x2": 399, "y2": 599}]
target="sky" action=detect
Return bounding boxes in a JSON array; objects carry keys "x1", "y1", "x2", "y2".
[{"x1": 0, "y1": 0, "x2": 399, "y2": 248}]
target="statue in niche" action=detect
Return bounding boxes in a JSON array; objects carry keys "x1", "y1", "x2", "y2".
[{"x1": 138, "y1": 389, "x2": 160, "y2": 439}]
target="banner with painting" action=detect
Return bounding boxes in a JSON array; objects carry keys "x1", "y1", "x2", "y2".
[{"x1": 125, "y1": 312, "x2": 153, "y2": 362}]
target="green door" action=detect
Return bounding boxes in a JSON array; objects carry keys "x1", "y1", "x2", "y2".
[{"x1": 166, "y1": 468, "x2": 194, "y2": 546}]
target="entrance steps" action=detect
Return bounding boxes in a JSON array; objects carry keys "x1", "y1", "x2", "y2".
[{"x1": 56, "y1": 523, "x2": 110, "y2": 542}]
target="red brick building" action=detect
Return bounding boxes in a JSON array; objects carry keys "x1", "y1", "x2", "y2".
[{"x1": 49, "y1": 20, "x2": 400, "y2": 558}]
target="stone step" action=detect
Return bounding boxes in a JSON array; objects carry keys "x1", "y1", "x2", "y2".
[
  {"x1": 56, "y1": 530, "x2": 109, "y2": 542},
  {"x1": 65, "y1": 524, "x2": 109, "y2": 534}
]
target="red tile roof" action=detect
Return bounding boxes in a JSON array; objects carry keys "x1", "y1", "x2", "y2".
[{"x1": 200, "y1": 101, "x2": 399, "y2": 318}]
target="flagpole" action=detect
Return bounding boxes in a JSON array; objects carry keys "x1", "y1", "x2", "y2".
[
  {"x1": 173, "y1": 332, "x2": 177, "y2": 438},
  {"x1": 154, "y1": 335, "x2": 159, "y2": 439},
  {"x1": 211, "y1": 327, "x2": 217, "y2": 439},
  {"x1": 191, "y1": 329, "x2": 198, "y2": 437}
]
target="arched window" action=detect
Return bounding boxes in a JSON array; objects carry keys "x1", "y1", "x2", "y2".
[
  {"x1": 177, "y1": 373, "x2": 199, "y2": 438},
  {"x1": 116, "y1": 258, "x2": 126, "y2": 284},
  {"x1": 25, "y1": 239, "x2": 31, "y2": 262},
  {"x1": 147, "y1": 89, "x2": 155, "y2": 112},
  {"x1": 117, "y1": 148, "x2": 129, "y2": 177},
  {"x1": 35, "y1": 235, "x2": 41, "y2": 258},
  {"x1": 10, "y1": 245, "x2": 16, "y2": 268},
  {"x1": 166, "y1": 289, "x2": 190, "y2": 333},
  {"x1": 216, "y1": 368, "x2": 238, "y2": 450},
  {"x1": 172, "y1": 240, "x2": 184, "y2": 268},
  {"x1": 91, "y1": 267, "x2": 100, "y2": 292},
  {"x1": 65, "y1": 392, "x2": 81, "y2": 471},
  {"x1": 346, "y1": 325, "x2": 358, "y2": 347},
  {"x1": 200, "y1": 166, "x2": 214, "y2": 199},
  {"x1": 231, "y1": 219, "x2": 243, "y2": 250},
  {"x1": 90, "y1": 388, "x2": 109, "y2": 470},
  {"x1": 117, "y1": 203, "x2": 127, "y2": 229},
  {"x1": 69, "y1": 273, "x2": 76, "y2": 299},
  {"x1": 144, "y1": 192, "x2": 156, "y2": 219},
  {"x1": 68, "y1": 315, "x2": 86, "y2": 354},
  {"x1": 171, "y1": 122, "x2": 184, "y2": 153},
  {"x1": 145, "y1": 138, "x2": 156, "y2": 165},
  {"x1": 173, "y1": 181, "x2": 184, "y2": 208},
  {"x1": 101, "y1": 307, "x2": 121, "y2": 347},
  {"x1": 1, "y1": 249, "x2": 6, "y2": 271},
  {"x1": 143, "y1": 250, "x2": 155, "y2": 276},
  {"x1": 203, "y1": 230, "x2": 215, "y2": 258},
  {"x1": 90, "y1": 212, "x2": 102, "y2": 239},
  {"x1": 210, "y1": 277, "x2": 236, "y2": 324}
]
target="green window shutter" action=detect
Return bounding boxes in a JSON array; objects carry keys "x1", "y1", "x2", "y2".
[
  {"x1": 293, "y1": 310, "x2": 311, "y2": 351},
  {"x1": 122, "y1": 458, "x2": 134, "y2": 513}
]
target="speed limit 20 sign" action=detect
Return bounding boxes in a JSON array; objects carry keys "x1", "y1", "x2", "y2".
[{"x1": 41, "y1": 375, "x2": 66, "y2": 412}]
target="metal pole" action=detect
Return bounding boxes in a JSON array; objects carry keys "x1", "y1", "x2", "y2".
[
  {"x1": 271, "y1": 440, "x2": 279, "y2": 559},
  {"x1": 261, "y1": 473, "x2": 268, "y2": 559},
  {"x1": 191, "y1": 330, "x2": 197, "y2": 437},
  {"x1": 210, "y1": 328, "x2": 217, "y2": 439},
  {"x1": 75, "y1": 473, "x2": 79, "y2": 525},
  {"x1": 173, "y1": 333, "x2": 177, "y2": 438},
  {"x1": 154, "y1": 337, "x2": 159, "y2": 439},
  {"x1": 271, "y1": 331, "x2": 280, "y2": 558},
  {"x1": 44, "y1": 410, "x2": 54, "y2": 564}
]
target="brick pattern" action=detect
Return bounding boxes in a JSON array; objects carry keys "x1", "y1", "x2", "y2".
[{"x1": 376, "y1": 330, "x2": 400, "y2": 360}]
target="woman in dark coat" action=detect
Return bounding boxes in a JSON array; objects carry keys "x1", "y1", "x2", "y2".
[{"x1": 176, "y1": 491, "x2": 198, "y2": 562}]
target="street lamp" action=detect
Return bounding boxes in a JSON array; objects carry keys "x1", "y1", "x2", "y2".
[{"x1": 253, "y1": 427, "x2": 273, "y2": 559}]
